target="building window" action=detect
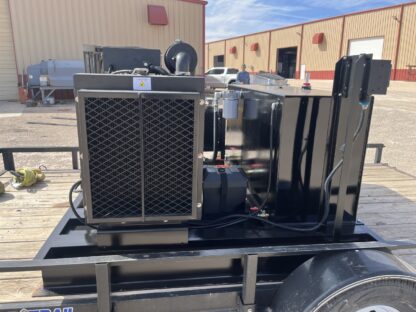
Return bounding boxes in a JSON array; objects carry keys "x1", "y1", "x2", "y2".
[{"x1": 213, "y1": 55, "x2": 224, "y2": 67}]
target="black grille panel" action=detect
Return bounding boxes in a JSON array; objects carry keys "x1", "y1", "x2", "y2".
[
  {"x1": 82, "y1": 95, "x2": 198, "y2": 222},
  {"x1": 143, "y1": 98, "x2": 195, "y2": 216},
  {"x1": 85, "y1": 97, "x2": 143, "y2": 219}
]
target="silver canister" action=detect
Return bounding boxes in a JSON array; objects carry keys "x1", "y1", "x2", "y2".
[{"x1": 222, "y1": 91, "x2": 239, "y2": 119}]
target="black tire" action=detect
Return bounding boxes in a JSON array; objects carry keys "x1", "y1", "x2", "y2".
[
  {"x1": 271, "y1": 250, "x2": 416, "y2": 312},
  {"x1": 315, "y1": 277, "x2": 416, "y2": 312},
  {"x1": 228, "y1": 80, "x2": 236, "y2": 85}
]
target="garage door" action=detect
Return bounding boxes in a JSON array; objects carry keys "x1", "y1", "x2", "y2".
[
  {"x1": 348, "y1": 37, "x2": 384, "y2": 60},
  {"x1": 0, "y1": 0, "x2": 18, "y2": 101}
]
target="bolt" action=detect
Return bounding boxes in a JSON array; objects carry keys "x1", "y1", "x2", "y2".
[
  {"x1": 197, "y1": 203, "x2": 202, "y2": 208},
  {"x1": 198, "y1": 153, "x2": 203, "y2": 159},
  {"x1": 200, "y1": 100, "x2": 205, "y2": 106},
  {"x1": 247, "y1": 309, "x2": 253, "y2": 312}
]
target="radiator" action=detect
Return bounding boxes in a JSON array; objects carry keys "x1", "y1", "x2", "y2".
[{"x1": 76, "y1": 91, "x2": 204, "y2": 225}]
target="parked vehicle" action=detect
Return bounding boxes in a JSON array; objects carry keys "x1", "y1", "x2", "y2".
[{"x1": 205, "y1": 67, "x2": 238, "y2": 88}]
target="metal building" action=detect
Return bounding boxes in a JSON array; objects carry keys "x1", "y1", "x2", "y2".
[
  {"x1": 0, "y1": 0, "x2": 18, "y2": 100},
  {"x1": 0, "y1": 0, "x2": 206, "y2": 101},
  {"x1": 206, "y1": 2, "x2": 416, "y2": 81}
]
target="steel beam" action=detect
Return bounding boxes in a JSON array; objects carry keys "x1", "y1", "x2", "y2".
[{"x1": 96, "y1": 263, "x2": 112, "y2": 312}]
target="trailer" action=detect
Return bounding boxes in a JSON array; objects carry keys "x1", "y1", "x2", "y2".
[{"x1": 1, "y1": 45, "x2": 416, "y2": 312}]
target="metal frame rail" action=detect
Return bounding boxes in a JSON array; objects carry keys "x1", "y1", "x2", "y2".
[
  {"x1": 0, "y1": 239, "x2": 413, "y2": 312},
  {"x1": 0, "y1": 146, "x2": 79, "y2": 174},
  {"x1": 29, "y1": 86, "x2": 75, "y2": 104},
  {"x1": 367, "y1": 143, "x2": 385, "y2": 164},
  {"x1": 0, "y1": 144, "x2": 384, "y2": 175}
]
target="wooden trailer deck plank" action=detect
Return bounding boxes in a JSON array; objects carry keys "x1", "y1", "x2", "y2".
[{"x1": 0, "y1": 165, "x2": 415, "y2": 305}]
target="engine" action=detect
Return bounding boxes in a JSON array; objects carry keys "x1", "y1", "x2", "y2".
[{"x1": 73, "y1": 41, "x2": 391, "y2": 245}]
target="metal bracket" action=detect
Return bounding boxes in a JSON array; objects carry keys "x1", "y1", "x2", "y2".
[
  {"x1": 240, "y1": 254, "x2": 258, "y2": 311},
  {"x1": 95, "y1": 262, "x2": 112, "y2": 312},
  {"x1": 237, "y1": 296, "x2": 256, "y2": 312}
]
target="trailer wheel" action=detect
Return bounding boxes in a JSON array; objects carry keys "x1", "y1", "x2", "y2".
[
  {"x1": 314, "y1": 277, "x2": 416, "y2": 312},
  {"x1": 271, "y1": 250, "x2": 416, "y2": 312}
]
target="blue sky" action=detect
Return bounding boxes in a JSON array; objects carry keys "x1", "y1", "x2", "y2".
[{"x1": 206, "y1": 0, "x2": 414, "y2": 42}]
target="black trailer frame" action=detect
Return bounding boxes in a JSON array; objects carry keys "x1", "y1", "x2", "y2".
[{"x1": 0, "y1": 216, "x2": 414, "y2": 312}]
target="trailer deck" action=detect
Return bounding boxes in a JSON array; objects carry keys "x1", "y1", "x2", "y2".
[{"x1": 0, "y1": 164, "x2": 416, "y2": 305}]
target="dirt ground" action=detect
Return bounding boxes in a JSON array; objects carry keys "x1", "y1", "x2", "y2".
[
  {"x1": 0, "y1": 80, "x2": 415, "y2": 175},
  {"x1": 0, "y1": 101, "x2": 78, "y2": 170}
]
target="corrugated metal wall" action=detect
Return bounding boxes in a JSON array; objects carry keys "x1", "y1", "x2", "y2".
[
  {"x1": 0, "y1": 0, "x2": 18, "y2": 100},
  {"x1": 341, "y1": 7, "x2": 401, "y2": 64},
  {"x1": 302, "y1": 18, "x2": 343, "y2": 71},
  {"x1": 206, "y1": 2, "x2": 416, "y2": 81},
  {"x1": 204, "y1": 44, "x2": 209, "y2": 72},
  {"x1": 225, "y1": 37, "x2": 244, "y2": 69},
  {"x1": 8, "y1": 0, "x2": 204, "y2": 75},
  {"x1": 243, "y1": 32, "x2": 270, "y2": 72},
  {"x1": 269, "y1": 26, "x2": 302, "y2": 73},
  {"x1": 396, "y1": 4, "x2": 416, "y2": 79},
  {"x1": 207, "y1": 41, "x2": 225, "y2": 68}
]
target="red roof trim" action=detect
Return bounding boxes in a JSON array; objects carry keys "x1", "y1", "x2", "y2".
[
  {"x1": 207, "y1": 1, "x2": 415, "y2": 44},
  {"x1": 178, "y1": 0, "x2": 207, "y2": 5}
]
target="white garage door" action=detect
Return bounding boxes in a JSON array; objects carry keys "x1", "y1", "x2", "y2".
[
  {"x1": 0, "y1": 0, "x2": 18, "y2": 101},
  {"x1": 348, "y1": 37, "x2": 384, "y2": 60}
]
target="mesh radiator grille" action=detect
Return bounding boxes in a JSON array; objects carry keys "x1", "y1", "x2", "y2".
[
  {"x1": 85, "y1": 97, "x2": 143, "y2": 219},
  {"x1": 143, "y1": 98, "x2": 195, "y2": 216},
  {"x1": 83, "y1": 95, "x2": 196, "y2": 221}
]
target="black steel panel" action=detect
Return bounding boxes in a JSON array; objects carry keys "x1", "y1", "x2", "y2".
[
  {"x1": 225, "y1": 89, "x2": 335, "y2": 224},
  {"x1": 102, "y1": 47, "x2": 161, "y2": 71}
]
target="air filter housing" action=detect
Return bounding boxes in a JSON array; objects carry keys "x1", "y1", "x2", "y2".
[{"x1": 74, "y1": 74, "x2": 205, "y2": 225}]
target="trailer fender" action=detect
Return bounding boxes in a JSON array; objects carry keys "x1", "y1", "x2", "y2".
[{"x1": 271, "y1": 249, "x2": 416, "y2": 312}]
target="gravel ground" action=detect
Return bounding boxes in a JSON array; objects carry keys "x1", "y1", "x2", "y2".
[
  {"x1": 0, "y1": 102, "x2": 78, "y2": 170},
  {"x1": 0, "y1": 81, "x2": 415, "y2": 175}
]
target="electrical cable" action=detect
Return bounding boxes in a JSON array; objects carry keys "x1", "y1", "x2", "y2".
[
  {"x1": 353, "y1": 108, "x2": 365, "y2": 142},
  {"x1": 69, "y1": 180, "x2": 98, "y2": 230},
  {"x1": 189, "y1": 157, "x2": 344, "y2": 232},
  {"x1": 189, "y1": 217, "x2": 247, "y2": 229},
  {"x1": 187, "y1": 214, "x2": 245, "y2": 227},
  {"x1": 253, "y1": 102, "x2": 277, "y2": 211}
]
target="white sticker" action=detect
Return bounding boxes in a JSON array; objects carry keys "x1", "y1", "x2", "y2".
[{"x1": 133, "y1": 77, "x2": 152, "y2": 91}]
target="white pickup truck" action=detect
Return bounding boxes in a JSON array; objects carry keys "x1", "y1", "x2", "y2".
[{"x1": 205, "y1": 67, "x2": 239, "y2": 89}]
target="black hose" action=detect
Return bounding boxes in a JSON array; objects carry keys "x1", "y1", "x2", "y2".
[{"x1": 69, "y1": 180, "x2": 97, "y2": 230}]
